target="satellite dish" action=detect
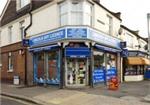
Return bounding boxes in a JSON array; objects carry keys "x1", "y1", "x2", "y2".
[{"x1": 118, "y1": 28, "x2": 123, "y2": 35}]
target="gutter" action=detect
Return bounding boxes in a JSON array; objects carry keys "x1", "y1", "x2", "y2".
[{"x1": 24, "y1": 2, "x2": 33, "y2": 85}]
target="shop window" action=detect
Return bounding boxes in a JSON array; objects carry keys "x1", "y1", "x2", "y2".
[
  {"x1": 106, "y1": 53, "x2": 116, "y2": 70},
  {"x1": 125, "y1": 65, "x2": 145, "y2": 76},
  {"x1": 93, "y1": 51, "x2": 105, "y2": 70},
  {"x1": 37, "y1": 52, "x2": 44, "y2": 79},
  {"x1": 47, "y1": 51, "x2": 59, "y2": 83},
  {"x1": 8, "y1": 52, "x2": 13, "y2": 72}
]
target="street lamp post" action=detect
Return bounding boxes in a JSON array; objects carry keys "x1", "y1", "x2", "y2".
[{"x1": 147, "y1": 13, "x2": 150, "y2": 59}]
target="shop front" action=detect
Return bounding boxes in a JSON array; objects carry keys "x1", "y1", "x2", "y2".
[
  {"x1": 123, "y1": 51, "x2": 150, "y2": 82},
  {"x1": 65, "y1": 44, "x2": 90, "y2": 87},
  {"x1": 92, "y1": 45, "x2": 120, "y2": 86},
  {"x1": 31, "y1": 45, "x2": 61, "y2": 84},
  {"x1": 28, "y1": 26, "x2": 122, "y2": 88}
]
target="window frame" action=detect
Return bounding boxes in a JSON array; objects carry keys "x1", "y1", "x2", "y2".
[
  {"x1": 59, "y1": 1, "x2": 93, "y2": 26},
  {"x1": 106, "y1": 15, "x2": 113, "y2": 35},
  {"x1": 126, "y1": 33, "x2": 134, "y2": 48},
  {"x1": 8, "y1": 52, "x2": 13, "y2": 72},
  {"x1": 8, "y1": 26, "x2": 13, "y2": 43},
  {"x1": 19, "y1": 21, "x2": 25, "y2": 40}
]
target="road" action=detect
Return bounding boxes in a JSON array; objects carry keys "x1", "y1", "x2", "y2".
[{"x1": 1, "y1": 96, "x2": 37, "y2": 105}]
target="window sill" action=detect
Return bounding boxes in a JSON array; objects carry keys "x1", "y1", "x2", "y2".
[{"x1": 7, "y1": 70, "x2": 13, "y2": 73}]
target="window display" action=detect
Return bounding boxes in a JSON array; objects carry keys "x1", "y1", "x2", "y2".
[
  {"x1": 37, "y1": 52, "x2": 45, "y2": 82},
  {"x1": 106, "y1": 53, "x2": 116, "y2": 69},
  {"x1": 47, "y1": 51, "x2": 59, "y2": 83},
  {"x1": 94, "y1": 51, "x2": 105, "y2": 70},
  {"x1": 125, "y1": 65, "x2": 145, "y2": 76},
  {"x1": 67, "y1": 59, "x2": 86, "y2": 85}
]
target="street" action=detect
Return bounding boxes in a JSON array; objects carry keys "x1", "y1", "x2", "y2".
[{"x1": 1, "y1": 96, "x2": 37, "y2": 105}]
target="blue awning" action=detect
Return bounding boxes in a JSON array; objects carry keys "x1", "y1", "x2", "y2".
[
  {"x1": 29, "y1": 44, "x2": 59, "y2": 52},
  {"x1": 94, "y1": 44, "x2": 122, "y2": 53},
  {"x1": 65, "y1": 47, "x2": 90, "y2": 58}
]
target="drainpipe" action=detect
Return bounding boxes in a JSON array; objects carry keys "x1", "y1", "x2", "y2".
[
  {"x1": 24, "y1": 2, "x2": 33, "y2": 85},
  {"x1": 147, "y1": 14, "x2": 150, "y2": 59}
]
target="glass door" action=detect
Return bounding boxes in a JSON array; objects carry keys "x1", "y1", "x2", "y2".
[{"x1": 66, "y1": 58, "x2": 87, "y2": 86}]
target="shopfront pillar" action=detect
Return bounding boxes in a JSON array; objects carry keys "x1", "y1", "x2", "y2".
[
  {"x1": 60, "y1": 43, "x2": 65, "y2": 89},
  {"x1": 89, "y1": 43, "x2": 94, "y2": 88},
  {"x1": 117, "y1": 53, "x2": 121, "y2": 83}
]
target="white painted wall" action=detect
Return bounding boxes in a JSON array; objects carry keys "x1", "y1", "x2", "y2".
[
  {"x1": 27, "y1": 3, "x2": 59, "y2": 37},
  {"x1": 93, "y1": 3, "x2": 121, "y2": 37},
  {"x1": 0, "y1": 0, "x2": 122, "y2": 47},
  {"x1": 138, "y1": 38, "x2": 147, "y2": 52},
  {"x1": 120, "y1": 28, "x2": 139, "y2": 50},
  {"x1": 0, "y1": 15, "x2": 30, "y2": 47}
]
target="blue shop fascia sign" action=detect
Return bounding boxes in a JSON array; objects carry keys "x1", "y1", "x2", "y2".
[{"x1": 29, "y1": 27, "x2": 121, "y2": 50}]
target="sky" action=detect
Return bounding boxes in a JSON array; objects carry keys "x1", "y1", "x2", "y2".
[{"x1": 0, "y1": 0, "x2": 150, "y2": 38}]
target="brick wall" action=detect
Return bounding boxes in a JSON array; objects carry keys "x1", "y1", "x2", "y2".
[{"x1": 1, "y1": 42, "x2": 25, "y2": 84}]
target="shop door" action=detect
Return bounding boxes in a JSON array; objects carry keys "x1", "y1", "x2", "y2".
[{"x1": 66, "y1": 58, "x2": 88, "y2": 87}]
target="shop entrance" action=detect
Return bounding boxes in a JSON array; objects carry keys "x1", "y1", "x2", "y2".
[{"x1": 66, "y1": 58, "x2": 88, "y2": 87}]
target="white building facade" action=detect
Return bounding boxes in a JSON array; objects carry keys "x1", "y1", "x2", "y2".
[{"x1": 0, "y1": 0, "x2": 127, "y2": 87}]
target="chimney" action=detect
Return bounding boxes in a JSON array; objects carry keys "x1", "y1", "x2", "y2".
[
  {"x1": 115, "y1": 12, "x2": 121, "y2": 19},
  {"x1": 93, "y1": 0, "x2": 100, "y2": 3},
  {"x1": 133, "y1": 30, "x2": 139, "y2": 35}
]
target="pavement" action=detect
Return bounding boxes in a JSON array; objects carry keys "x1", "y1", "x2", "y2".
[{"x1": 0, "y1": 81, "x2": 150, "y2": 105}]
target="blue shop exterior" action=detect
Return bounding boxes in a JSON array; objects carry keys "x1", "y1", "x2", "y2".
[{"x1": 28, "y1": 26, "x2": 122, "y2": 88}]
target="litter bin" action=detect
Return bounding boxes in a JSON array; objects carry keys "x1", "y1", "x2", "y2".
[
  {"x1": 108, "y1": 76, "x2": 119, "y2": 90},
  {"x1": 13, "y1": 76, "x2": 19, "y2": 85}
]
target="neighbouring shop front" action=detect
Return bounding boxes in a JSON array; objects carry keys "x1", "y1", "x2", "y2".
[
  {"x1": 28, "y1": 26, "x2": 122, "y2": 88},
  {"x1": 123, "y1": 51, "x2": 150, "y2": 82}
]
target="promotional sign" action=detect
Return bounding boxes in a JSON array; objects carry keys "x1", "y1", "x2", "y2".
[
  {"x1": 67, "y1": 28, "x2": 87, "y2": 38},
  {"x1": 106, "y1": 67, "x2": 117, "y2": 81},
  {"x1": 93, "y1": 69, "x2": 105, "y2": 84}
]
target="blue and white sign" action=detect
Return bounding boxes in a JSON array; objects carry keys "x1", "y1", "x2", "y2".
[
  {"x1": 29, "y1": 26, "x2": 121, "y2": 50},
  {"x1": 30, "y1": 29, "x2": 65, "y2": 47},
  {"x1": 106, "y1": 67, "x2": 117, "y2": 81},
  {"x1": 89, "y1": 29, "x2": 121, "y2": 49},
  {"x1": 67, "y1": 28, "x2": 87, "y2": 38},
  {"x1": 93, "y1": 69, "x2": 105, "y2": 84},
  {"x1": 121, "y1": 49, "x2": 129, "y2": 57},
  {"x1": 65, "y1": 47, "x2": 90, "y2": 58}
]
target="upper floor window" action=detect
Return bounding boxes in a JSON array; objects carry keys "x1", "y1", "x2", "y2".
[
  {"x1": 8, "y1": 26, "x2": 13, "y2": 43},
  {"x1": 60, "y1": 2, "x2": 68, "y2": 26},
  {"x1": 107, "y1": 15, "x2": 113, "y2": 35},
  {"x1": 126, "y1": 33, "x2": 134, "y2": 48},
  {"x1": 59, "y1": 1, "x2": 92, "y2": 26},
  {"x1": 8, "y1": 52, "x2": 13, "y2": 72},
  {"x1": 17, "y1": 0, "x2": 30, "y2": 10},
  {"x1": 20, "y1": 21, "x2": 25, "y2": 40},
  {"x1": 70, "y1": 2, "x2": 83, "y2": 25}
]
